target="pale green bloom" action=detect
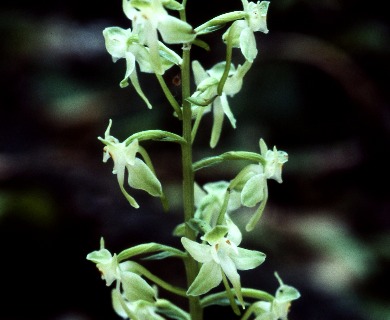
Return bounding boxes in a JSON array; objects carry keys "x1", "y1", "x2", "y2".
[
  {"x1": 191, "y1": 60, "x2": 249, "y2": 148},
  {"x1": 253, "y1": 273, "x2": 300, "y2": 320},
  {"x1": 86, "y1": 248, "x2": 121, "y2": 286},
  {"x1": 223, "y1": 0, "x2": 270, "y2": 62},
  {"x1": 260, "y1": 138, "x2": 288, "y2": 183},
  {"x1": 231, "y1": 139, "x2": 287, "y2": 231},
  {"x1": 98, "y1": 119, "x2": 162, "y2": 208},
  {"x1": 194, "y1": 181, "x2": 241, "y2": 227},
  {"x1": 181, "y1": 217, "x2": 266, "y2": 307},
  {"x1": 103, "y1": 26, "x2": 182, "y2": 108},
  {"x1": 123, "y1": 0, "x2": 195, "y2": 74}
]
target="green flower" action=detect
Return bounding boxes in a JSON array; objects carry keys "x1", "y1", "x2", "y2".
[
  {"x1": 194, "y1": 181, "x2": 241, "y2": 227},
  {"x1": 103, "y1": 26, "x2": 182, "y2": 108},
  {"x1": 253, "y1": 273, "x2": 300, "y2": 320},
  {"x1": 260, "y1": 138, "x2": 288, "y2": 183},
  {"x1": 191, "y1": 60, "x2": 249, "y2": 148},
  {"x1": 98, "y1": 119, "x2": 163, "y2": 208},
  {"x1": 123, "y1": 0, "x2": 195, "y2": 74},
  {"x1": 86, "y1": 247, "x2": 121, "y2": 286},
  {"x1": 181, "y1": 217, "x2": 266, "y2": 307},
  {"x1": 231, "y1": 139, "x2": 288, "y2": 231},
  {"x1": 223, "y1": 1, "x2": 270, "y2": 62}
]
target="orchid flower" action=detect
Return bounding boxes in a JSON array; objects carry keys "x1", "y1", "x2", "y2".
[
  {"x1": 253, "y1": 273, "x2": 300, "y2": 320},
  {"x1": 181, "y1": 217, "x2": 266, "y2": 307},
  {"x1": 230, "y1": 139, "x2": 288, "y2": 231},
  {"x1": 103, "y1": 26, "x2": 182, "y2": 108},
  {"x1": 98, "y1": 119, "x2": 163, "y2": 208},
  {"x1": 86, "y1": 246, "x2": 121, "y2": 286},
  {"x1": 191, "y1": 60, "x2": 251, "y2": 148},
  {"x1": 194, "y1": 181, "x2": 241, "y2": 227},
  {"x1": 123, "y1": 0, "x2": 195, "y2": 74},
  {"x1": 260, "y1": 138, "x2": 288, "y2": 183},
  {"x1": 223, "y1": 0, "x2": 270, "y2": 62}
]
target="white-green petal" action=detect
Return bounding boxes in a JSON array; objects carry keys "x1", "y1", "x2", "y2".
[
  {"x1": 111, "y1": 289, "x2": 129, "y2": 319},
  {"x1": 120, "y1": 52, "x2": 136, "y2": 88},
  {"x1": 103, "y1": 27, "x2": 130, "y2": 61},
  {"x1": 121, "y1": 271, "x2": 156, "y2": 303},
  {"x1": 127, "y1": 158, "x2": 162, "y2": 197},
  {"x1": 187, "y1": 261, "x2": 222, "y2": 296},
  {"x1": 219, "y1": 93, "x2": 236, "y2": 128},
  {"x1": 275, "y1": 285, "x2": 301, "y2": 303},
  {"x1": 181, "y1": 237, "x2": 212, "y2": 263},
  {"x1": 219, "y1": 253, "x2": 244, "y2": 307},
  {"x1": 192, "y1": 60, "x2": 208, "y2": 86},
  {"x1": 131, "y1": 44, "x2": 155, "y2": 73},
  {"x1": 210, "y1": 97, "x2": 225, "y2": 148},
  {"x1": 226, "y1": 216, "x2": 242, "y2": 246},
  {"x1": 233, "y1": 247, "x2": 266, "y2": 270},
  {"x1": 158, "y1": 42, "x2": 182, "y2": 66},
  {"x1": 86, "y1": 248, "x2": 112, "y2": 264},
  {"x1": 240, "y1": 27, "x2": 258, "y2": 62},
  {"x1": 241, "y1": 173, "x2": 265, "y2": 207},
  {"x1": 158, "y1": 15, "x2": 195, "y2": 43}
]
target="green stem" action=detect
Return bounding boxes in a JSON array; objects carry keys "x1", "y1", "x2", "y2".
[
  {"x1": 240, "y1": 303, "x2": 259, "y2": 320},
  {"x1": 217, "y1": 26, "x2": 233, "y2": 96},
  {"x1": 155, "y1": 73, "x2": 183, "y2": 119},
  {"x1": 124, "y1": 130, "x2": 186, "y2": 145},
  {"x1": 128, "y1": 262, "x2": 188, "y2": 297},
  {"x1": 221, "y1": 269, "x2": 241, "y2": 316},
  {"x1": 156, "y1": 299, "x2": 191, "y2": 320},
  {"x1": 194, "y1": 11, "x2": 247, "y2": 34},
  {"x1": 200, "y1": 288, "x2": 274, "y2": 308},
  {"x1": 216, "y1": 190, "x2": 231, "y2": 225},
  {"x1": 180, "y1": 4, "x2": 203, "y2": 319},
  {"x1": 117, "y1": 242, "x2": 186, "y2": 261},
  {"x1": 193, "y1": 151, "x2": 266, "y2": 171}
]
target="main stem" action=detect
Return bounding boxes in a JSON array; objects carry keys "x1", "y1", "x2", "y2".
[
  {"x1": 181, "y1": 47, "x2": 202, "y2": 320},
  {"x1": 180, "y1": 25, "x2": 202, "y2": 320}
]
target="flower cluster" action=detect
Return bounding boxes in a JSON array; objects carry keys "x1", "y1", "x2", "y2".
[{"x1": 89, "y1": 0, "x2": 300, "y2": 319}]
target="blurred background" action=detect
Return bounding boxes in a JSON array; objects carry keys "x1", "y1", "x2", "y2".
[{"x1": 0, "y1": 0, "x2": 389, "y2": 319}]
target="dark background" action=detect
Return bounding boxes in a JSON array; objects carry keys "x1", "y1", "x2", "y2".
[{"x1": 0, "y1": 0, "x2": 389, "y2": 319}]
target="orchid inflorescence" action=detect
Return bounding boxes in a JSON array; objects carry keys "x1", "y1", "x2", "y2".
[{"x1": 87, "y1": 0, "x2": 299, "y2": 319}]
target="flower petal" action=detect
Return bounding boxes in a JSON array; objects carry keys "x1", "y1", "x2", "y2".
[
  {"x1": 121, "y1": 271, "x2": 156, "y2": 303},
  {"x1": 232, "y1": 247, "x2": 266, "y2": 270},
  {"x1": 158, "y1": 14, "x2": 195, "y2": 43},
  {"x1": 240, "y1": 27, "x2": 257, "y2": 62},
  {"x1": 103, "y1": 26, "x2": 130, "y2": 61},
  {"x1": 127, "y1": 158, "x2": 162, "y2": 197},
  {"x1": 210, "y1": 97, "x2": 225, "y2": 148},
  {"x1": 187, "y1": 261, "x2": 222, "y2": 296},
  {"x1": 219, "y1": 253, "x2": 244, "y2": 307},
  {"x1": 241, "y1": 173, "x2": 265, "y2": 207},
  {"x1": 181, "y1": 237, "x2": 212, "y2": 263}
]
